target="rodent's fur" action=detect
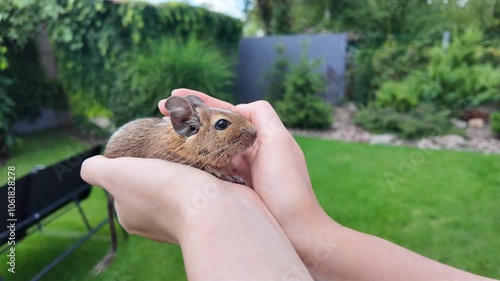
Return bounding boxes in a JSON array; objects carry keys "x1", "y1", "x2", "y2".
[{"x1": 92, "y1": 95, "x2": 257, "y2": 274}]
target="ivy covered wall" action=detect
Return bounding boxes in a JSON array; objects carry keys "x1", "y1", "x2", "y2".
[
  {"x1": 48, "y1": 0, "x2": 242, "y2": 120},
  {"x1": 0, "y1": 0, "x2": 243, "y2": 156}
]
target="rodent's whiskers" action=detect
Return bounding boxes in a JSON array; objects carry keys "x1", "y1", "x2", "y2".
[{"x1": 196, "y1": 142, "x2": 238, "y2": 170}]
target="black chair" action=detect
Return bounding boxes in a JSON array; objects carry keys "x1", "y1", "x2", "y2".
[
  {"x1": 23, "y1": 147, "x2": 97, "y2": 230},
  {"x1": 0, "y1": 144, "x2": 107, "y2": 281}
]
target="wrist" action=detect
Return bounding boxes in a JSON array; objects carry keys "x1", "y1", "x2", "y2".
[
  {"x1": 176, "y1": 183, "x2": 267, "y2": 245},
  {"x1": 176, "y1": 185, "x2": 313, "y2": 281},
  {"x1": 282, "y1": 206, "x2": 342, "y2": 270}
]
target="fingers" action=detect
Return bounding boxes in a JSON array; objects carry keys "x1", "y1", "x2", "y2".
[
  {"x1": 157, "y1": 88, "x2": 235, "y2": 117},
  {"x1": 81, "y1": 156, "x2": 173, "y2": 195},
  {"x1": 234, "y1": 101, "x2": 289, "y2": 143},
  {"x1": 81, "y1": 156, "x2": 220, "y2": 196},
  {"x1": 230, "y1": 153, "x2": 253, "y2": 188},
  {"x1": 234, "y1": 101, "x2": 280, "y2": 127},
  {"x1": 172, "y1": 88, "x2": 234, "y2": 109},
  {"x1": 81, "y1": 155, "x2": 233, "y2": 245},
  {"x1": 158, "y1": 99, "x2": 169, "y2": 116},
  {"x1": 173, "y1": 89, "x2": 235, "y2": 109}
]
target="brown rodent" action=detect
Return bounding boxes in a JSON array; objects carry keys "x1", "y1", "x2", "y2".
[{"x1": 93, "y1": 95, "x2": 257, "y2": 274}]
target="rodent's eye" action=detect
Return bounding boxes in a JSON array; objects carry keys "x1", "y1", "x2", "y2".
[{"x1": 214, "y1": 119, "x2": 231, "y2": 130}]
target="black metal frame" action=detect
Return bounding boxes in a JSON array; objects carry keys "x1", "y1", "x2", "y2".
[{"x1": 0, "y1": 145, "x2": 107, "y2": 281}]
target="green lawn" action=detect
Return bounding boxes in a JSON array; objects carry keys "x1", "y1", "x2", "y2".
[
  {"x1": 0, "y1": 128, "x2": 92, "y2": 181},
  {"x1": 1, "y1": 130, "x2": 499, "y2": 280}
]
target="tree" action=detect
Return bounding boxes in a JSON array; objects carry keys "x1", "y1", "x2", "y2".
[
  {"x1": 246, "y1": 0, "x2": 500, "y2": 41},
  {"x1": 245, "y1": 0, "x2": 292, "y2": 35},
  {"x1": 254, "y1": 0, "x2": 272, "y2": 34},
  {"x1": 0, "y1": 0, "x2": 64, "y2": 158}
]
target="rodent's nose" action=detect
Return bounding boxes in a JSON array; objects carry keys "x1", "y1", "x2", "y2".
[
  {"x1": 241, "y1": 126, "x2": 257, "y2": 134},
  {"x1": 241, "y1": 127, "x2": 257, "y2": 142}
]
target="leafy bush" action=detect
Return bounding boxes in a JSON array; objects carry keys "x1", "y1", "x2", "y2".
[
  {"x1": 348, "y1": 37, "x2": 430, "y2": 105},
  {"x1": 491, "y1": 112, "x2": 500, "y2": 137},
  {"x1": 261, "y1": 44, "x2": 289, "y2": 104},
  {"x1": 375, "y1": 72, "x2": 423, "y2": 112},
  {"x1": 371, "y1": 38, "x2": 430, "y2": 90},
  {"x1": 111, "y1": 37, "x2": 235, "y2": 125},
  {"x1": 275, "y1": 48, "x2": 332, "y2": 130},
  {"x1": 374, "y1": 27, "x2": 500, "y2": 112},
  {"x1": 68, "y1": 91, "x2": 113, "y2": 120},
  {"x1": 482, "y1": 41, "x2": 500, "y2": 68},
  {"x1": 349, "y1": 47, "x2": 376, "y2": 104},
  {"x1": 421, "y1": 28, "x2": 500, "y2": 110},
  {"x1": 0, "y1": 45, "x2": 7, "y2": 71},
  {"x1": 355, "y1": 104, "x2": 461, "y2": 140},
  {"x1": 0, "y1": 75, "x2": 15, "y2": 159}
]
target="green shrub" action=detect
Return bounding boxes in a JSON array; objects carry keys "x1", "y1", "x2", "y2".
[
  {"x1": 371, "y1": 38, "x2": 430, "y2": 90},
  {"x1": 349, "y1": 37, "x2": 430, "y2": 105},
  {"x1": 374, "y1": 27, "x2": 500, "y2": 112},
  {"x1": 349, "y1": 47, "x2": 376, "y2": 104},
  {"x1": 68, "y1": 91, "x2": 113, "y2": 120},
  {"x1": 261, "y1": 44, "x2": 289, "y2": 104},
  {"x1": 275, "y1": 48, "x2": 332, "y2": 130},
  {"x1": 491, "y1": 112, "x2": 500, "y2": 137},
  {"x1": 482, "y1": 41, "x2": 500, "y2": 68},
  {"x1": 0, "y1": 45, "x2": 7, "y2": 71},
  {"x1": 0, "y1": 75, "x2": 15, "y2": 159},
  {"x1": 111, "y1": 37, "x2": 235, "y2": 125},
  {"x1": 355, "y1": 104, "x2": 461, "y2": 140},
  {"x1": 422, "y1": 28, "x2": 500, "y2": 109},
  {"x1": 375, "y1": 72, "x2": 423, "y2": 112}
]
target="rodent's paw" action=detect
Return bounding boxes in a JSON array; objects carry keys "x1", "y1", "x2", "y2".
[{"x1": 226, "y1": 175, "x2": 246, "y2": 185}]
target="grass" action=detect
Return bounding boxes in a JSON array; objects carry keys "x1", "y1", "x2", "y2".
[
  {"x1": 1, "y1": 130, "x2": 499, "y2": 280},
  {"x1": 0, "y1": 128, "x2": 92, "y2": 183},
  {"x1": 300, "y1": 137, "x2": 500, "y2": 278}
]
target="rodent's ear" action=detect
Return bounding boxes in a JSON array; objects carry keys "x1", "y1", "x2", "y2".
[
  {"x1": 165, "y1": 96, "x2": 201, "y2": 137},
  {"x1": 185, "y1": 95, "x2": 206, "y2": 108}
]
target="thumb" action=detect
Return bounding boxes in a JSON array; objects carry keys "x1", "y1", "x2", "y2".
[
  {"x1": 234, "y1": 101, "x2": 281, "y2": 127},
  {"x1": 234, "y1": 101, "x2": 289, "y2": 145},
  {"x1": 158, "y1": 99, "x2": 170, "y2": 117},
  {"x1": 80, "y1": 155, "x2": 113, "y2": 189}
]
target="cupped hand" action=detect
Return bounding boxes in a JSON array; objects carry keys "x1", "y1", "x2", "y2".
[
  {"x1": 81, "y1": 155, "x2": 315, "y2": 281},
  {"x1": 80, "y1": 155, "x2": 250, "y2": 245},
  {"x1": 159, "y1": 89, "x2": 333, "y2": 250}
]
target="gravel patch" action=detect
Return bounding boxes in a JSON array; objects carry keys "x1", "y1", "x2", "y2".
[{"x1": 289, "y1": 107, "x2": 500, "y2": 154}]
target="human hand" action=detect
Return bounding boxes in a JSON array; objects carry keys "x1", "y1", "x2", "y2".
[
  {"x1": 81, "y1": 155, "x2": 247, "y2": 245},
  {"x1": 160, "y1": 89, "x2": 337, "y2": 258},
  {"x1": 81, "y1": 155, "x2": 314, "y2": 281}
]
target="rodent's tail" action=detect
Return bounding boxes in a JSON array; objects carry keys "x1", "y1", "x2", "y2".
[
  {"x1": 92, "y1": 194, "x2": 118, "y2": 275},
  {"x1": 92, "y1": 249, "x2": 115, "y2": 276}
]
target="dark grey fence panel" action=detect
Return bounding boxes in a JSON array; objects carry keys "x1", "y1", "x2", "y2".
[{"x1": 235, "y1": 33, "x2": 348, "y2": 105}]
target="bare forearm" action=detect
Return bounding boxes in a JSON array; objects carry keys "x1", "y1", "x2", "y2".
[
  {"x1": 179, "y1": 188, "x2": 313, "y2": 281},
  {"x1": 293, "y1": 213, "x2": 497, "y2": 281}
]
